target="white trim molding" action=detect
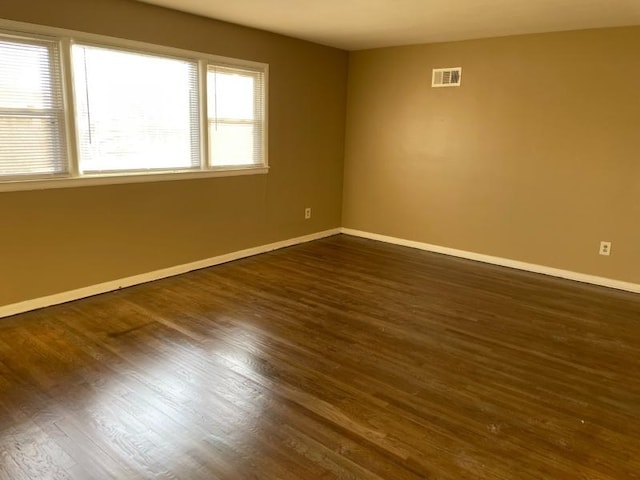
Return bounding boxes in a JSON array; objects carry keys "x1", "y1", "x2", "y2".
[
  {"x1": 341, "y1": 228, "x2": 640, "y2": 294},
  {"x1": 4, "y1": 226, "x2": 637, "y2": 320},
  {"x1": 0, "y1": 228, "x2": 341, "y2": 319},
  {"x1": 0, "y1": 166, "x2": 270, "y2": 193}
]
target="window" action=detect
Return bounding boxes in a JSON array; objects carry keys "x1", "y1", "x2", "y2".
[
  {"x1": 0, "y1": 21, "x2": 268, "y2": 191},
  {"x1": 208, "y1": 65, "x2": 265, "y2": 167},
  {"x1": 72, "y1": 44, "x2": 200, "y2": 174},
  {"x1": 0, "y1": 34, "x2": 67, "y2": 179}
]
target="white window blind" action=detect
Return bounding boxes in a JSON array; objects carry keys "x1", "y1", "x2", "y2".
[
  {"x1": 207, "y1": 64, "x2": 265, "y2": 167},
  {"x1": 72, "y1": 44, "x2": 200, "y2": 174},
  {"x1": 0, "y1": 34, "x2": 67, "y2": 179}
]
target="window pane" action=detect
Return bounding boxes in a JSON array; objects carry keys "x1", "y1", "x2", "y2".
[
  {"x1": 0, "y1": 115, "x2": 65, "y2": 175},
  {"x1": 207, "y1": 69, "x2": 255, "y2": 120},
  {"x1": 0, "y1": 40, "x2": 54, "y2": 109},
  {"x1": 207, "y1": 64, "x2": 265, "y2": 167},
  {"x1": 72, "y1": 45, "x2": 200, "y2": 173},
  {"x1": 0, "y1": 36, "x2": 67, "y2": 178},
  {"x1": 209, "y1": 122, "x2": 255, "y2": 167}
]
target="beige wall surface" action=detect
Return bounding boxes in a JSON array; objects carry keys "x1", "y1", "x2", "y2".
[
  {"x1": 0, "y1": 0, "x2": 348, "y2": 306},
  {"x1": 344, "y1": 27, "x2": 640, "y2": 284}
]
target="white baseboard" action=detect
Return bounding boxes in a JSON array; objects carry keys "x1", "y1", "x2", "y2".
[
  {"x1": 341, "y1": 228, "x2": 640, "y2": 294},
  {"x1": 0, "y1": 228, "x2": 341, "y2": 319},
  {"x1": 3, "y1": 226, "x2": 637, "y2": 319}
]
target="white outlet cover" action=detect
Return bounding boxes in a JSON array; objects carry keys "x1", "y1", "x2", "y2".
[{"x1": 599, "y1": 241, "x2": 612, "y2": 256}]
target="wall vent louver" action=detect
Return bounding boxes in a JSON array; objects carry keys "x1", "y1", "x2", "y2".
[{"x1": 432, "y1": 67, "x2": 462, "y2": 87}]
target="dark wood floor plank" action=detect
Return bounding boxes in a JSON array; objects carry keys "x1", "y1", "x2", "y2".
[{"x1": 1, "y1": 234, "x2": 639, "y2": 479}]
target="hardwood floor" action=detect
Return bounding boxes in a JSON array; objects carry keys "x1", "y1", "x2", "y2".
[{"x1": 1, "y1": 234, "x2": 639, "y2": 479}]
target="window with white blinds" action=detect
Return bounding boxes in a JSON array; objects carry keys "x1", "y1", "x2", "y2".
[
  {"x1": 208, "y1": 65, "x2": 265, "y2": 167},
  {"x1": 72, "y1": 45, "x2": 200, "y2": 174},
  {"x1": 0, "y1": 21, "x2": 268, "y2": 189},
  {"x1": 0, "y1": 34, "x2": 67, "y2": 179}
]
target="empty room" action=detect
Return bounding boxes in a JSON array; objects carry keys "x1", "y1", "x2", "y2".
[{"x1": 0, "y1": 0, "x2": 639, "y2": 478}]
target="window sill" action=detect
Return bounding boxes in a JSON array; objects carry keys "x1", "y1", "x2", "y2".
[{"x1": 0, "y1": 166, "x2": 269, "y2": 193}]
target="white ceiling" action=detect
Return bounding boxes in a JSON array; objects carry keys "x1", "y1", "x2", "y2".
[{"x1": 138, "y1": 0, "x2": 640, "y2": 50}]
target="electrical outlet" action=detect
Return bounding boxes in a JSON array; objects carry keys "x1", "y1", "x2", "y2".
[
  {"x1": 599, "y1": 241, "x2": 612, "y2": 256},
  {"x1": 304, "y1": 207, "x2": 312, "y2": 220}
]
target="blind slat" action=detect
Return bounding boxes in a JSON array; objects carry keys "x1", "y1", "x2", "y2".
[
  {"x1": 0, "y1": 36, "x2": 67, "y2": 178},
  {"x1": 207, "y1": 65, "x2": 265, "y2": 167}
]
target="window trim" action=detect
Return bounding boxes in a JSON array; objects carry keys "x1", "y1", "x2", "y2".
[
  {"x1": 70, "y1": 42, "x2": 203, "y2": 174},
  {"x1": 206, "y1": 63, "x2": 266, "y2": 169},
  {"x1": 0, "y1": 18, "x2": 269, "y2": 193},
  {"x1": 0, "y1": 31, "x2": 69, "y2": 181}
]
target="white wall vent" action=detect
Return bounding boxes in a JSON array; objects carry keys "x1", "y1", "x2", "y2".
[{"x1": 432, "y1": 67, "x2": 462, "y2": 87}]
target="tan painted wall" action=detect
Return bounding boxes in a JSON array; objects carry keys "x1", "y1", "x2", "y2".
[
  {"x1": 0, "y1": 0, "x2": 348, "y2": 306},
  {"x1": 344, "y1": 27, "x2": 640, "y2": 284}
]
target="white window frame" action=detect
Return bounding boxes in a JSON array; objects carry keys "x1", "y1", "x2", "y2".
[
  {"x1": 206, "y1": 63, "x2": 266, "y2": 169},
  {"x1": 0, "y1": 18, "x2": 269, "y2": 193},
  {"x1": 0, "y1": 31, "x2": 69, "y2": 180}
]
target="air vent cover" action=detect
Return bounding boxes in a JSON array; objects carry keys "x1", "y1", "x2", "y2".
[{"x1": 432, "y1": 67, "x2": 462, "y2": 87}]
